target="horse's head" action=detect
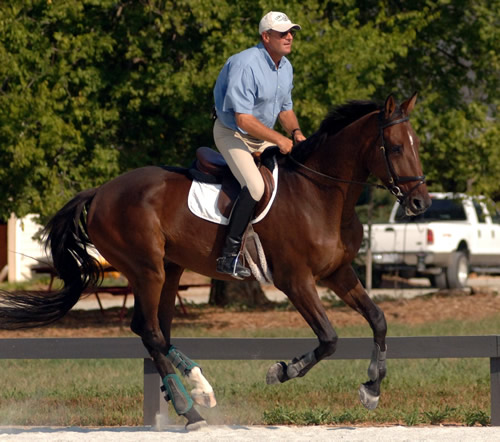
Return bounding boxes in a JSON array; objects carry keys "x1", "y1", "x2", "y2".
[{"x1": 370, "y1": 93, "x2": 431, "y2": 216}]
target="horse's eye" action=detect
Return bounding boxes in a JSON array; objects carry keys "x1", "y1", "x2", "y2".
[{"x1": 390, "y1": 145, "x2": 402, "y2": 154}]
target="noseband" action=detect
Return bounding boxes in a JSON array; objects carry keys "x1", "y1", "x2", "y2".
[{"x1": 378, "y1": 112, "x2": 426, "y2": 206}]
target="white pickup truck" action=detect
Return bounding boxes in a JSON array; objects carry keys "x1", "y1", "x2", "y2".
[{"x1": 368, "y1": 193, "x2": 500, "y2": 289}]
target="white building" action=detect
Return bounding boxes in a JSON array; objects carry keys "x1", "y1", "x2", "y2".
[{"x1": 0, "y1": 214, "x2": 48, "y2": 282}]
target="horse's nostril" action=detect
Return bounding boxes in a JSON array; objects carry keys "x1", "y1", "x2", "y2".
[
  {"x1": 413, "y1": 197, "x2": 422, "y2": 210},
  {"x1": 411, "y1": 196, "x2": 432, "y2": 215}
]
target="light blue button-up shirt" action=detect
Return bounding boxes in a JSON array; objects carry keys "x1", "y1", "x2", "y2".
[{"x1": 214, "y1": 42, "x2": 294, "y2": 133}]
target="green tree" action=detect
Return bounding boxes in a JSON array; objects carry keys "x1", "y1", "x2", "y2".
[
  {"x1": 1, "y1": 0, "x2": 498, "y2": 307},
  {"x1": 0, "y1": 0, "x2": 240, "y2": 219},
  {"x1": 0, "y1": 1, "x2": 121, "y2": 219},
  {"x1": 0, "y1": 0, "x2": 498, "y2": 224},
  {"x1": 364, "y1": 0, "x2": 499, "y2": 197},
  {"x1": 289, "y1": 1, "x2": 434, "y2": 133}
]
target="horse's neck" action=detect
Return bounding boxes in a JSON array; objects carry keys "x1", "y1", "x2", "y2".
[{"x1": 304, "y1": 114, "x2": 376, "y2": 218}]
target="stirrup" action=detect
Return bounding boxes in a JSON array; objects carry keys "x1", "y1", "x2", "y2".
[{"x1": 216, "y1": 254, "x2": 251, "y2": 280}]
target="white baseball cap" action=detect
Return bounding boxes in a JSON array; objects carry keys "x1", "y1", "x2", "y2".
[{"x1": 259, "y1": 11, "x2": 301, "y2": 35}]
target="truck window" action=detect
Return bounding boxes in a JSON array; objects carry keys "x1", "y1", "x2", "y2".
[
  {"x1": 473, "y1": 201, "x2": 486, "y2": 223},
  {"x1": 492, "y1": 209, "x2": 500, "y2": 225},
  {"x1": 394, "y1": 198, "x2": 467, "y2": 222}
]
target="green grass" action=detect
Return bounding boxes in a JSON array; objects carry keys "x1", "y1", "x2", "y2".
[
  {"x1": 0, "y1": 292, "x2": 498, "y2": 427},
  {"x1": 0, "y1": 322, "x2": 498, "y2": 426},
  {"x1": 0, "y1": 357, "x2": 490, "y2": 427},
  {"x1": 0, "y1": 359, "x2": 143, "y2": 426},
  {"x1": 171, "y1": 307, "x2": 500, "y2": 338},
  {"x1": 178, "y1": 358, "x2": 491, "y2": 426}
]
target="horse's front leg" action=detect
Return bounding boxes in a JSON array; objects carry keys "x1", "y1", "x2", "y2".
[
  {"x1": 321, "y1": 264, "x2": 387, "y2": 410},
  {"x1": 266, "y1": 277, "x2": 338, "y2": 384}
]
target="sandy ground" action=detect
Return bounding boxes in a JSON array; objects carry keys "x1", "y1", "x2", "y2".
[{"x1": 1, "y1": 425, "x2": 500, "y2": 441}]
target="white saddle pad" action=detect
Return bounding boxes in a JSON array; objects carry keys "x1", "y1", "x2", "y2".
[{"x1": 187, "y1": 157, "x2": 278, "y2": 225}]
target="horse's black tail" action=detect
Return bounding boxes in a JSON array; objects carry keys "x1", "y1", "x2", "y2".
[{"x1": 0, "y1": 188, "x2": 102, "y2": 329}]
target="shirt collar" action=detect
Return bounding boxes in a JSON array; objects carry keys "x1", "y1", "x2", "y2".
[{"x1": 257, "y1": 41, "x2": 286, "y2": 70}]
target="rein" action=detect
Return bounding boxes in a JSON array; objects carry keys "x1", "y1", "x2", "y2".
[
  {"x1": 288, "y1": 112, "x2": 426, "y2": 204},
  {"x1": 287, "y1": 155, "x2": 386, "y2": 190}
]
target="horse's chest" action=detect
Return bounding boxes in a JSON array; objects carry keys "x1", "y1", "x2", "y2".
[{"x1": 322, "y1": 229, "x2": 360, "y2": 264}]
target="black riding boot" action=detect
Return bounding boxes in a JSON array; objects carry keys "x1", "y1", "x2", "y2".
[{"x1": 216, "y1": 186, "x2": 258, "y2": 279}]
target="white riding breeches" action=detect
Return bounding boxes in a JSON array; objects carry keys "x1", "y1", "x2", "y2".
[{"x1": 213, "y1": 119, "x2": 274, "y2": 201}]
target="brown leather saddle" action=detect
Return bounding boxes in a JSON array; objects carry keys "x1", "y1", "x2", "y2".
[{"x1": 188, "y1": 146, "x2": 277, "y2": 219}]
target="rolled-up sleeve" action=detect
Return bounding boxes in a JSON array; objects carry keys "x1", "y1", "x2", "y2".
[{"x1": 223, "y1": 66, "x2": 256, "y2": 115}]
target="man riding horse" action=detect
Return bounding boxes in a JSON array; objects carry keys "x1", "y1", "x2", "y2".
[{"x1": 213, "y1": 11, "x2": 306, "y2": 279}]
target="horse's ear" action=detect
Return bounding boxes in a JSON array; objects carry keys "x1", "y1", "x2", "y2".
[
  {"x1": 401, "y1": 92, "x2": 418, "y2": 116},
  {"x1": 384, "y1": 94, "x2": 397, "y2": 119}
]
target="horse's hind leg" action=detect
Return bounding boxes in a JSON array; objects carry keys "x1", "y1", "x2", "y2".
[
  {"x1": 321, "y1": 265, "x2": 387, "y2": 410},
  {"x1": 157, "y1": 263, "x2": 216, "y2": 409},
  {"x1": 129, "y1": 263, "x2": 208, "y2": 430}
]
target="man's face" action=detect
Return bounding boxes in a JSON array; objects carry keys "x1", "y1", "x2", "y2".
[{"x1": 262, "y1": 29, "x2": 295, "y2": 60}]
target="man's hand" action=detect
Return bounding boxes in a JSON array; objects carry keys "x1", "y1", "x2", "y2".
[
  {"x1": 278, "y1": 110, "x2": 305, "y2": 146},
  {"x1": 236, "y1": 112, "x2": 293, "y2": 153},
  {"x1": 292, "y1": 129, "x2": 306, "y2": 144},
  {"x1": 277, "y1": 135, "x2": 293, "y2": 154}
]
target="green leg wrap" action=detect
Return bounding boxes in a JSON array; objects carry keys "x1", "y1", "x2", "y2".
[
  {"x1": 166, "y1": 345, "x2": 200, "y2": 376},
  {"x1": 162, "y1": 373, "x2": 194, "y2": 415}
]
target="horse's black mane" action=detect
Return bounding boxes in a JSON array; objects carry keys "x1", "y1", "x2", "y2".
[{"x1": 292, "y1": 100, "x2": 381, "y2": 163}]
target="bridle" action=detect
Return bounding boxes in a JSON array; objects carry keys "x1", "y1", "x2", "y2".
[
  {"x1": 288, "y1": 111, "x2": 426, "y2": 206},
  {"x1": 377, "y1": 112, "x2": 426, "y2": 205}
]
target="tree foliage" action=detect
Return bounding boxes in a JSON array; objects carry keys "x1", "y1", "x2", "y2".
[
  {"x1": 0, "y1": 0, "x2": 498, "y2": 221},
  {"x1": 376, "y1": 0, "x2": 500, "y2": 197}
]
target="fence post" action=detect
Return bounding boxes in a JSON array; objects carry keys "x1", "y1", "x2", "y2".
[
  {"x1": 491, "y1": 357, "x2": 500, "y2": 426},
  {"x1": 143, "y1": 358, "x2": 161, "y2": 426}
]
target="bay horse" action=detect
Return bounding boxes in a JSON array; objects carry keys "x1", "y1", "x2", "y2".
[{"x1": 0, "y1": 93, "x2": 430, "y2": 430}]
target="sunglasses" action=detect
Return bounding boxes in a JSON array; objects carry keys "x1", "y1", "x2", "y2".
[{"x1": 269, "y1": 30, "x2": 296, "y2": 39}]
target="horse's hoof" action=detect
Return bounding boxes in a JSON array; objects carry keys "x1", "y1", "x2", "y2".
[
  {"x1": 266, "y1": 361, "x2": 288, "y2": 384},
  {"x1": 183, "y1": 406, "x2": 206, "y2": 431},
  {"x1": 185, "y1": 419, "x2": 208, "y2": 431},
  {"x1": 359, "y1": 383, "x2": 380, "y2": 410},
  {"x1": 191, "y1": 390, "x2": 217, "y2": 408}
]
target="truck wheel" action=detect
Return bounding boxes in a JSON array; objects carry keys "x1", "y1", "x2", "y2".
[
  {"x1": 446, "y1": 251, "x2": 469, "y2": 289},
  {"x1": 431, "y1": 271, "x2": 448, "y2": 290},
  {"x1": 371, "y1": 269, "x2": 383, "y2": 289}
]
